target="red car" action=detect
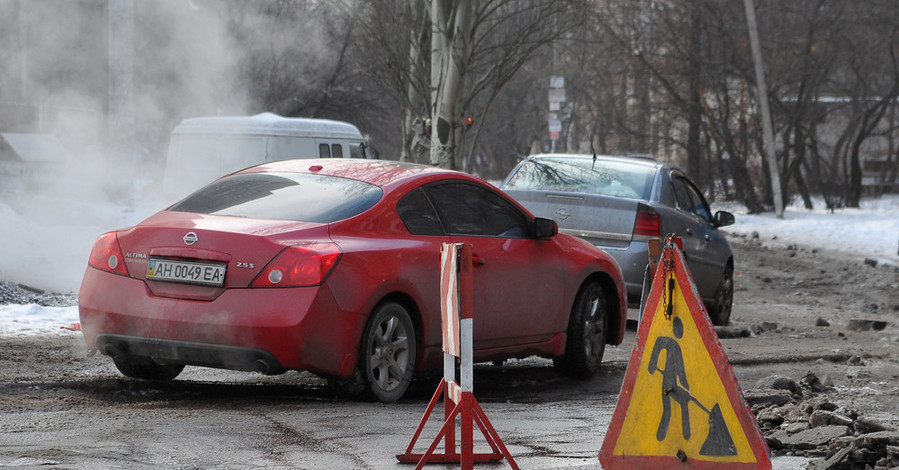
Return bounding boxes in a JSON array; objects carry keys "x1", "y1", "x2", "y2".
[{"x1": 79, "y1": 159, "x2": 627, "y2": 402}]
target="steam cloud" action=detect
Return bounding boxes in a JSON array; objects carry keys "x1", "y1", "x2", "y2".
[{"x1": 0, "y1": 0, "x2": 263, "y2": 293}]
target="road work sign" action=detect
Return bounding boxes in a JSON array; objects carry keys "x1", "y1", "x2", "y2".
[{"x1": 599, "y1": 237, "x2": 771, "y2": 469}]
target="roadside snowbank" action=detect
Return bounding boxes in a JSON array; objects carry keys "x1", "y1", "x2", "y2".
[{"x1": 721, "y1": 195, "x2": 899, "y2": 267}]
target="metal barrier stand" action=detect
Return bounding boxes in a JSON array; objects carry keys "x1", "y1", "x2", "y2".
[{"x1": 397, "y1": 243, "x2": 519, "y2": 470}]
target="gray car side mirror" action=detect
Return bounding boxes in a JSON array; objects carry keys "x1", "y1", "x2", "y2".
[{"x1": 713, "y1": 210, "x2": 735, "y2": 227}]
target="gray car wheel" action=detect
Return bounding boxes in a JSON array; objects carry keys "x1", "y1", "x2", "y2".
[
  {"x1": 360, "y1": 302, "x2": 416, "y2": 403},
  {"x1": 707, "y1": 264, "x2": 733, "y2": 326},
  {"x1": 554, "y1": 281, "x2": 608, "y2": 378}
]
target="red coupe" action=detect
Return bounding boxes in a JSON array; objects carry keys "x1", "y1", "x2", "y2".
[{"x1": 79, "y1": 159, "x2": 627, "y2": 402}]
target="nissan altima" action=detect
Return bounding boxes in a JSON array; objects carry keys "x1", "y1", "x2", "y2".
[{"x1": 79, "y1": 159, "x2": 627, "y2": 402}]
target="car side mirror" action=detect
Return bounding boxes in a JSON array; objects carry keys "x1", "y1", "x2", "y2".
[
  {"x1": 533, "y1": 217, "x2": 558, "y2": 239},
  {"x1": 714, "y1": 210, "x2": 735, "y2": 227}
]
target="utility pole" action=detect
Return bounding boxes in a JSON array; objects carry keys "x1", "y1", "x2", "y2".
[{"x1": 743, "y1": 0, "x2": 784, "y2": 218}]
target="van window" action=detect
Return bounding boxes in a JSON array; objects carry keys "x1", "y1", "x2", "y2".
[
  {"x1": 331, "y1": 144, "x2": 343, "y2": 158},
  {"x1": 350, "y1": 144, "x2": 363, "y2": 159},
  {"x1": 319, "y1": 144, "x2": 331, "y2": 158}
]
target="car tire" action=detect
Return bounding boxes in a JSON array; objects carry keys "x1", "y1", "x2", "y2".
[
  {"x1": 359, "y1": 301, "x2": 416, "y2": 403},
  {"x1": 554, "y1": 281, "x2": 608, "y2": 378},
  {"x1": 112, "y1": 354, "x2": 184, "y2": 381},
  {"x1": 707, "y1": 264, "x2": 734, "y2": 326}
]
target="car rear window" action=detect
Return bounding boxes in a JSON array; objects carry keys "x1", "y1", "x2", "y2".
[
  {"x1": 504, "y1": 157, "x2": 655, "y2": 200},
  {"x1": 169, "y1": 172, "x2": 382, "y2": 223}
]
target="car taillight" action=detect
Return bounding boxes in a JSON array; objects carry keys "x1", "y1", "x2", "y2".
[
  {"x1": 87, "y1": 232, "x2": 129, "y2": 276},
  {"x1": 251, "y1": 243, "x2": 342, "y2": 288},
  {"x1": 634, "y1": 204, "x2": 661, "y2": 238}
]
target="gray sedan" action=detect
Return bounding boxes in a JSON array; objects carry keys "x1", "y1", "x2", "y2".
[{"x1": 501, "y1": 154, "x2": 735, "y2": 325}]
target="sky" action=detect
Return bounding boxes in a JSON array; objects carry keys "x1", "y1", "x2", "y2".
[{"x1": 0, "y1": 194, "x2": 897, "y2": 337}]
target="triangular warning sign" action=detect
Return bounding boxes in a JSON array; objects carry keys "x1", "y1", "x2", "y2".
[{"x1": 600, "y1": 238, "x2": 771, "y2": 469}]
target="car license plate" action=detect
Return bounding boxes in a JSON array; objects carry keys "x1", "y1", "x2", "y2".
[{"x1": 146, "y1": 258, "x2": 226, "y2": 287}]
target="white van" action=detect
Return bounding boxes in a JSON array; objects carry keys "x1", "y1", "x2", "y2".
[{"x1": 162, "y1": 112, "x2": 370, "y2": 200}]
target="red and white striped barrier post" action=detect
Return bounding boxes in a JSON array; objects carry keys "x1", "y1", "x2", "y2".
[{"x1": 397, "y1": 243, "x2": 518, "y2": 470}]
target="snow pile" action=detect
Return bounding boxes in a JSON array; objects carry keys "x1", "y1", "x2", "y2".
[
  {"x1": 0, "y1": 303, "x2": 79, "y2": 337},
  {"x1": 0, "y1": 195, "x2": 897, "y2": 336},
  {"x1": 0, "y1": 282, "x2": 79, "y2": 336},
  {"x1": 721, "y1": 195, "x2": 899, "y2": 266}
]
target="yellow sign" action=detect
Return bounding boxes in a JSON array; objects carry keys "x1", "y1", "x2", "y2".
[{"x1": 599, "y1": 239, "x2": 771, "y2": 469}]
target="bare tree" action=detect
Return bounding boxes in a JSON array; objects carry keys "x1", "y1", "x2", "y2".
[
  {"x1": 833, "y1": 3, "x2": 899, "y2": 207},
  {"x1": 348, "y1": 0, "x2": 430, "y2": 162},
  {"x1": 428, "y1": 0, "x2": 473, "y2": 169},
  {"x1": 349, "y1": 0, "x2": 584, "y2": 171}
]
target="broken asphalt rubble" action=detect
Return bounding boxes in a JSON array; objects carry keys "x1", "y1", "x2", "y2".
[{"x1": 739, "y1": 323, "x2": 897, "y2": 470}]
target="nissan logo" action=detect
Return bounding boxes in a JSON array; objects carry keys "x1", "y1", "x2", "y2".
[
  {"x1": 183, "y1": 232, "x2": 198, "y2": 246},
  {"x1": 554, "y1": 208, "x2": 572, "y2": 220}
]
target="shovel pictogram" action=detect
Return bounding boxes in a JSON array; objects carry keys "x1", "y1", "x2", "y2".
[{"x1": 675, "y1": 384, "x2": 737, "y2": 457}]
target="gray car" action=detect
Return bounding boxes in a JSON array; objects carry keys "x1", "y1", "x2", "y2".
[{"x1": 501, "y1": 154, "x2": 735, "y2": 325}]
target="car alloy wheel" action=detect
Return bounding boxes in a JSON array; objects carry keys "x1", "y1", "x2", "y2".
[{"x1": 361, "y1": 301, "x2": 416, "y2": 403}]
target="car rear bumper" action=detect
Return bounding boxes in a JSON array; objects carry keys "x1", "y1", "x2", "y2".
[
  {"x1": 594, "y1": 241, "x2": 650, "y2": 304},
  {"x1": 96, "y1": 334, "x2": 286, "y2": 375},
  {"x1": 78, "y1": 267, "x2": 364, "y2": 378}
]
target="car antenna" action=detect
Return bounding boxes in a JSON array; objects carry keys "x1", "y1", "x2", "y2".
[{"x1": 592, "y1": 146, "x2": 597, "y2": 170}]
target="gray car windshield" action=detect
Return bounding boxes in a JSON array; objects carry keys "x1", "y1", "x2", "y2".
[
  {"x1": 169, "y1": 172, "x2": 382, "y2": 223},
  {"x1": 504, "y1": 157, "x2": 655, "y2": 200}
]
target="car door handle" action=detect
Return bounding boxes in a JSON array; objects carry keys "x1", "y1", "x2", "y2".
[{"x1": 472, "y1": 255, "x2": 486, "y2": 266}]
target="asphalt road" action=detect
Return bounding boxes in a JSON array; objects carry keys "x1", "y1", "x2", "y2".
[{"x1": 1, "y1": 237, "x2": 897, "y2": 469}]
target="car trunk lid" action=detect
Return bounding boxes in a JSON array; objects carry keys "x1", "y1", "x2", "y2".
[
  {"x1": 115, "y1": 211, "x2": 330, "y2": 300},
  {"x1": 505, "y1": 189, "x2": 641, "y2": 249}
]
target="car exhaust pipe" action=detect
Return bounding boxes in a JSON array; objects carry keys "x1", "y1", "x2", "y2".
[
  {"x1": 255, "y1": 359, "x2": 271, "y2": 375},
  {"x1": 102, "y1": 344, "x2": 120, "y2": 358}
]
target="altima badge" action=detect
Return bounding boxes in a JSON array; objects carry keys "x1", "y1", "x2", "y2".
[
  {"x1": 555, "y1": 208, "x2": 572, "y2": 220},
  {"x1": 183, "y1": 232, "x2": 198, "y2": 246}
]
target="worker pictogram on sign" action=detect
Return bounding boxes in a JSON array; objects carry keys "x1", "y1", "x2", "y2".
[
  {"x1": 599, "y1": 235, "x2": 771, "y2": 469},
  {"x1": 397, "y1": 243, "x2": 518, "y2": 470}
]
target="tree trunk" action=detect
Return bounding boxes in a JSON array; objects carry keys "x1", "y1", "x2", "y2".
[
  {"x1": 429, "y1": 0, "x2": 473, "y2": 170},
  {"x1": 686, "y1": 4, "x2": 703, "y2": 182}
]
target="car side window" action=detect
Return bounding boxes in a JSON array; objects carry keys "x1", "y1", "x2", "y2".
[
  {"x1": 331, "y1": 144, "x2": 343, "y2": 158},
  {"x1": 685, "y1": 180, "x2": 712, "y2": 222},
  {"x1": 424, "y1": 181, "x2": 532, "y2": 238},
  {"x1": 319, "y1": 143, "x2": 331, "y2": 158},
  {"x1": 397, "y1": 188, "x2": 445, "y2": 235},
  {"x1": 671, "y1": 174, "x2": 712, "y2": 222},
  {"x1": 671, "y1": 176, "x2": 692, "y2": 213}
]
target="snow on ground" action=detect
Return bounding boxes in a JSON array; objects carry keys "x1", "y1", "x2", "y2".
[
  {"x1": 1, "y1": 195, "x2": 897, "y2": 337},
  {"x1": 0, "y1": 303, "x2": 79, "y2": 337},
  {"x1": 721, "y1": 195, "x2": 899, "y2": 267}
]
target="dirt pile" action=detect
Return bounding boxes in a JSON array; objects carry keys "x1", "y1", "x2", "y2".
[{"x1": 0, "y1": 281, "x2": 77, "y2": 307}]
